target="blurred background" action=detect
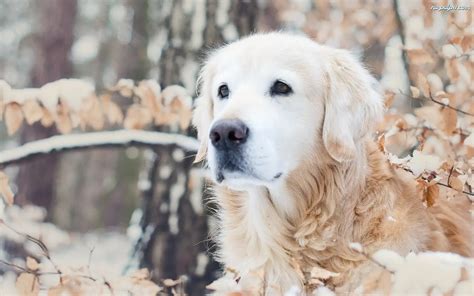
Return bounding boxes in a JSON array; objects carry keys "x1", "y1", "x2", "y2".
[{"x1": 0, "y1": 0, "x2": 471, "y2": 295}]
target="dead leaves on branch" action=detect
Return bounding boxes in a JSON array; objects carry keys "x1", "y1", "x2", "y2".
[
  {"x1": 3, "y1": 220, "x2": 165, "y2": 295},
  {"x1": 0, "y1": 79, "x2": 193, "y2": 135},
  {"x1": 406, "y1": 48, "x2": 434, "y2": 65},
  {"x1": 381, "y1": 33, "x2": 473, "y2": 198},
  {"x1": 378, "y1": 90, "x2": 473, "y2": 199}
]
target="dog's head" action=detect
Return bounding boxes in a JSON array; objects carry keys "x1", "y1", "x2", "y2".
[{"x1": 193, "y1": 32, "x2": 382, "y2": 189}]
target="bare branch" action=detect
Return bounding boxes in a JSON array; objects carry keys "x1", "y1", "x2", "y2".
[
  {"x1": 399, "y1": 167, "x2": 474, "y2": 198},
  {"x1": 430, "y1": 96, "x2": 474, "y2": 117},
  {"x1": 0, "y1": 130, "x2": 199, "y2": 167},
  {"x1": 397, "y1": 91, "x2": 474, "y2": 117}
]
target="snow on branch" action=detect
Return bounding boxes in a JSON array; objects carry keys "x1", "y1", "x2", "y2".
[{"x1": 0, "y1": 130, "x2": 199, "y2": 167}]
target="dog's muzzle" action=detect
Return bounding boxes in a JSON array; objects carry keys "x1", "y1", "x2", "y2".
[{"x1": 209, "y1": 119, "x2": 250, "y2": 182}]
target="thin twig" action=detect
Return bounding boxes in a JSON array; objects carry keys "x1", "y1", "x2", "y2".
[
  {"x1": 400, "y1": 167, "x2": 474, "y2": 197},
  {"x1": 0, "y1": 130, "x2": 199, "y2": 167},
  {"x1": 430, "y1": 96, "x2": 474, "y2": 117},
  {"x1": 397, "y1": 91, "x2": 474, "y2": 117}
]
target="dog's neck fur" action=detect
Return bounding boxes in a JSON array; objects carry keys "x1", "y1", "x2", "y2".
[{"x1": 214, "y1": 139, "x2": 394, "y2": 289}]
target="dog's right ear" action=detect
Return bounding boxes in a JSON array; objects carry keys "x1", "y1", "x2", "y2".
[{"x1": 192, "y1": 62, "x2": 215, "y2": 163}]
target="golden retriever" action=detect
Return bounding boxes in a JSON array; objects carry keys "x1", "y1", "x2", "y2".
[{"x1": 192, "y1": 32, "x2": 472, "y2": 294}]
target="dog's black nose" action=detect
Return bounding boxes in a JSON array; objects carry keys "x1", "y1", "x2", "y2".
[{"x1": 210, "y1": 119, "x2": 249, "y2": 149}]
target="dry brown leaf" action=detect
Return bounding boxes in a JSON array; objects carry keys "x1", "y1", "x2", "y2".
[
  {"x1": 416, "y1": 73, "x2": 430, "y2": 97},
  {"x1": 384, "y1": 91, "x2": 395, "y2": 108},
  {"x1": 22, "y1": 100, "x2": 44, "y2": 125},
  {"x1": 410, "y1": 86, "x2": 420, "y2": 99},
  {"x1": 179, "y1": 109, "x2": 192, "y2": 130},
  {"x1": 131, "y1": 268, "x2": 150, "y2": 280},
  {"x1": 407, "y1": 49, "x2": 434, "y2": 65},
  {"x1": 101, "y1": 95, "x2": 123, "y2": 125},
  {"x1": 460, "y1": 35, "x2": 473, "y2": 52},
  {"x1": 169, "y1": 97, "x2": 184, "y2": 113},
  {"x1": 26, "y1": 257, "x2": 40, "y2": 271},
  {"x1": 135, "y1": 80, "x2": 160, "y2": 111},
  {"x1": 40, "y1": 107, "x2": 54, "y2": 127},
  {"x1": 155, "y1": 112, "x2": 179, "y2": 126},
  {"x1": 55, "y1": 102, "x2": 72, "y2": 134},
  {"x1": 415, "y1": 105, "x2": 443, "y2": 130},
  {"x1": 446, "y1": 59, "x2": 460, "y2": 82},
  {"x1": 16, "y1": 273, "x2": 39, "y2": 296},
  {"x1": 5, "y1": 103, "x2": 24, "y2": 135},
  {"x1": 79, "y1": 95, "x2": 104, "y2": 130},
  {"x1": 441, "y1": 107, "x2": 457, "y2": 135},
  {"x1": 124, "y1": 104, "x2": 153, "y2": 129},
  {"x1": 0, "y1": 171, "x2": 14, "y2": 206},
  {"x1": 449, "y1": 176, "x2": 465, "y2": 192}
]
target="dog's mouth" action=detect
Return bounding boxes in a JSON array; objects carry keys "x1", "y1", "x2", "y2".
[
  {"x1": 215, "y1": 155, "x2": 252, "y2": 183},
  {"x1": 215, "y1": 154, "x2": 283, "y2": 184}
]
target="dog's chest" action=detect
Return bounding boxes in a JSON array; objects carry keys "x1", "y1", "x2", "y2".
[{"x1": 219, "y1": 187, "x2": 299, "y2": 276}]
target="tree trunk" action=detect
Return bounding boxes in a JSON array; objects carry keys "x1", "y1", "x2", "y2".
[
  {"x1": 16, "y1": 0, "x2": 77, "y2": 212},
  {"x1": 54, "y1": 0, "x2": 151, "y2": 231},
  {"x1": 131, "y1": 1, "x2": 258, "y2": 294}
]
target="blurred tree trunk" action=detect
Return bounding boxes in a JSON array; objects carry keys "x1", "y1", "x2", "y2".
[
  {"x1": 16, "y1": 0, "x2": 77, "y2": 212},
  {"x1": 54, "y1": 0, "x2": 151, "y2": 231},
  {"x1": 132, "y1": 0, "x2": 258, "y2": 294},
  {"x1": 117, "y1": 0, "x2": 150, "y2": 79},
  {"x1": 105, "y1": 0, "x2": 151, "y2": 228}
]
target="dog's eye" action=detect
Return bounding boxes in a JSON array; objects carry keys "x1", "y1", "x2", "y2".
[
  {"x1": 270, "y1": 80, "x2": 293, "y2": 96},
  {"x1": 217, "y1": 84, "x2": 230, "y2": 99}
]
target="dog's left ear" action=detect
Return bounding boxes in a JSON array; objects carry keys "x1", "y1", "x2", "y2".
[
  {"x1": 321, "y1": 48, "x2": 383, "y2": 162},
  {"x1": 192, "y1": 62, "x2": 215, "y2": 163}
]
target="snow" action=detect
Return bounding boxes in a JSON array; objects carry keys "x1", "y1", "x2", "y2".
[
  {"x1": 2, "y1": 79, "x2": 95, "y2": 112},
  {"x1": 0, "y1": 130, "x2": 199, "y2": 166},
  {"x1": 126, "y1": 208, "x2": 143, "y2": 243},
  {"x1": 371, "y1": 250, "x2": 474, "y2": 295},
  {"x1": 190, "y1": 0, "x2": 206, "y2": 49},
  {"x1": 194, "y1": 252, "x2": 209, "y2": 276},
  {"x1": 407, "y1": 150, "x2": 443, "y2": 176},
  {"x1": 161, "y1": 85, "x2": 193, "y2": 108},
  {"x1": 0, "y1": 204, "x2": 134, "y2": 294},
  {"x1": 465, "y1": 133, "x2": 474, "y2": 148},
  {"x1": 72, "y1": 35, "x2": 100, "y2": 63},
  {"x1": 169, "y1": 172, "x2": 187, "y2": 234}
]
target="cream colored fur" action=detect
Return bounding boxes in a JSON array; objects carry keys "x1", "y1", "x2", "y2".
[{"x1": 192, "y1": 32, "x2": 473, "y2": 294}]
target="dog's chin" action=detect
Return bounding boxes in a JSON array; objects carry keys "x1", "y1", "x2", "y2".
[{"x1": 213, "y1": 169, "x2": 284, "y2": 191}]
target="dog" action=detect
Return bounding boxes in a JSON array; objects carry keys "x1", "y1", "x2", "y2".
[{"x1": 192, "y1": 32, "x2": 472, "y2": 294}]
